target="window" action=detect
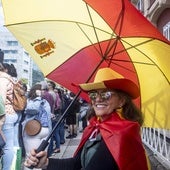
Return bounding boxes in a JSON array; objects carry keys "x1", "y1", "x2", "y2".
[
  {"x1": 4, "y1": 59, "x2": 17, "y2": 63},
  {"x1": 23, "y1": 69, "x2": 28, "y2": 73},
  {"x1": 7, "y1": 41, "x2": 18, "y2": 46},
  {"x1": 3, "y1": 50, "x2": 18, "y2": 54},
  {"x1": 163, "y1": 22, "x2": 170, "y2": 41},
  {"x1": 137, "y1": 0, "x2": 144, "y2": 12},
  {"x1": 24, "y1": 60, "x2": 29, "y2": 65}
]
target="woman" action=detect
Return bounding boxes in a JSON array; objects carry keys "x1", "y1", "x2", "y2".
[
  {"x1": 24, "y1": 68, "x2": 150, "y2": 170},
  {"x1": 65, "y1": 92, "x2": 80, "y2": 139},
  {"x1": 0, "y1": 63, "x2": 18, "y2": 170},
  {"x1": 47, "y1": 82, "x2": 62, "y2": 155},
  {"x1": 22, "y1": 84, "x2": 52, "y2": 170}
]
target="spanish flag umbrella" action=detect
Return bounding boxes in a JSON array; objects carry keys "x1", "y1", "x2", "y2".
[{"x1": 2, "y1": 0, "x2": 170, "y2": 130}]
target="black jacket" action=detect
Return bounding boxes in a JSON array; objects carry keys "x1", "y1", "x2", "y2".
[{"x1": 47, "y1": 139, "x2": 118, "y2": 170}]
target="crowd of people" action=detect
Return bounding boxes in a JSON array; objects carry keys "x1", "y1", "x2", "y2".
[{"x1": 0, "y1": 62, "x2": 87, "y2": 170}]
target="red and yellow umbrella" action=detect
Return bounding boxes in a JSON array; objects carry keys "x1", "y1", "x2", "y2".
[{"x1": 2, "y1": 0, "x2": 170, "y2": 129}]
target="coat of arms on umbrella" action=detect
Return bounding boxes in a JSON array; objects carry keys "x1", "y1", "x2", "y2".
[{"x1": 31, "y1": 38, "x2": 55, "y2": 58}]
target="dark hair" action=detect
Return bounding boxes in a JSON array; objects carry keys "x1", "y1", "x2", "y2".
[
  {"x1": 86, "y1": 105, "x2": 95, "y2": 120},
  {"x1": 3, "y1": 63, "x2": 17, "y2": 77},
  {"x1": 48, "y1": 81, "x2": 56, "y2": 90},
  {"x1": 116, "y1": 90, "x2": 144, "y2": 126},
  {"x1": 8, "y1": 64, "x2": 17, "y2": 77},
  {"x1": 28, "y1": 84, "x2": 41, "y2": 100},
  {"x1": 22, "y1": 83, "x2": 27, "y2": 92}
]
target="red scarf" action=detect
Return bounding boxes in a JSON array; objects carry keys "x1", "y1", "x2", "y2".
[{"x1": 74, "y1": 112, "x2": 149, "y2": 170}]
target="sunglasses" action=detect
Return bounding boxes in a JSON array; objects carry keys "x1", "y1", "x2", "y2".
[{"x1": 88, "y1": 91, "x2": 116, "y2": 101}]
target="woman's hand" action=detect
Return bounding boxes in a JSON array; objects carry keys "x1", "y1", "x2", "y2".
[{"x1": 24, "y1": 149, "x2": 49, "y2": 169}]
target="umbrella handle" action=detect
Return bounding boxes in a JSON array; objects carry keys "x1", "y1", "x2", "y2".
[
  {"x1": 28, "y1": 140, "x2": 49, "y2": 169},
  {"x1": 27, "y1": 90, "x2": 81, "y2": 169}
]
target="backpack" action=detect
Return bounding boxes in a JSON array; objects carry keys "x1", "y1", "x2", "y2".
[
  {"x1": 4, "y1": 76, "x2": 27, "y2": 112},
  {"x1": 12, "y1": 82, "x2": 27, "y2": 112}
]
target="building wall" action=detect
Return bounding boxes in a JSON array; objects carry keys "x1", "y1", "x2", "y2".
[
  {"x1": 0, "y1": 30, "x2": 33, "y2": 86},
  {"x1": 133, "y1": 0, "x2": 170, "y2": 39},
  {"x1": 157, "y1": 8, "x2": 170, "y2": 33}
]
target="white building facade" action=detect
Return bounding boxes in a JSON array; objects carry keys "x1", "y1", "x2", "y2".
[{"x1": 0, "y1": 29, "x2": 33, "y2": 86}]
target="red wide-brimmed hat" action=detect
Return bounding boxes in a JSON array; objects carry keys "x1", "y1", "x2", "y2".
[{"x1": 79, "y1": 68, "x2": 140, "y2": 99}]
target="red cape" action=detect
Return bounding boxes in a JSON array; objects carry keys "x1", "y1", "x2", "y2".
[{"x1": 74, "y1": 112, "x2": 149, "y2": 170}]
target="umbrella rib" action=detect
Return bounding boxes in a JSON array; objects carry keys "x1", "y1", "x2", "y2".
[
  {"x1": 110, "y1": 58, "x2": 155, "y2": 66},
  {"x1": 85, "y1": 2, "x2": 121, "y2": 60},
  {"x1": 76, "y1": 23, "x2": 102, "y2": 56},
  {"x1": 85, "y1": 3, "x2": 102, "y2": 53},
  {"x1": 85, "y1": 3, "x2": 114, "y2": 60},
  {"x1": 115, "y1": 37, "x2": 154, "y2": 61},
  {"x1": 104, "y1": 0, "x2": 125, "y2": 61},
  {"x1": 115, "y1": 37, "x2": 170, "y2": 84},
  {"x1": 115, "y1": 0, "x2": 125, "y2": 36}
]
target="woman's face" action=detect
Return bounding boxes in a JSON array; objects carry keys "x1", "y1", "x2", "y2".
[{"x1": 89, "y1": 89, "x2": 125, "y2": 118}]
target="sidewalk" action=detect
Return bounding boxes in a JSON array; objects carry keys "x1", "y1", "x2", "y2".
[
  {"x1": 50, "y1": 131, "x2": 82, "y2": 159},
  {"x1": 51, "y1": 131, "x2": 169, "y2": 170}
]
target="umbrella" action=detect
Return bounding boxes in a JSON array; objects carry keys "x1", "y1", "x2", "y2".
[{"x1": 2, "y1": 0, "x2": 170, "y2": 130}]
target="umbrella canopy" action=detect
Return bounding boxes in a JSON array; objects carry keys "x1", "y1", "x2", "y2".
[{"x1": 2, "y1": 0, "x2": 170, "y2": 129}]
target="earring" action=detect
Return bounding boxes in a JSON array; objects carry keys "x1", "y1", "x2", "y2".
[{"x1": 116, "y1": 106, "x2": 123, "y2": 114}]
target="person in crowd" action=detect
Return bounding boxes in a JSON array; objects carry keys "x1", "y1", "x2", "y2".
[
  {"x1": 47, "y1": 81, "x2": 62, "y2": 156},
  {"x1": 47, "y1": 81, "x2": 57, "y2": 114},
  {"x1": 40, "y1": 81, "x2": 62, "y2": 156},
  {"x1": 56, "y1": 88, "x2": 68, "y2": 144},
  {"x1": 3, "y1": 63, "x2": 25, "y2": 170},
  {"x1": 22, "y1": 83, "x2": 52, "y2": 170},
  {"x1": 18, "y1": 83, "x2": 28, "y2": 157},
  {"x1": 41, "y1": 81, "x2": 54, "y2": 114},
  {"x1": 0, "y1": 63, "x2": 19, "y2": 170},
  {"x1": 4, "y1": 63, "x2": 22, "y2": 148},
  {"x1": 65, "y1": 92, "x2": 80, "y2": 139},
  {"x1": 22, "y1": 83, "x2": 28, "y2": 97},
  {"x1": 24, "y1": 67, "x2": 150, "y2": 170}
]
